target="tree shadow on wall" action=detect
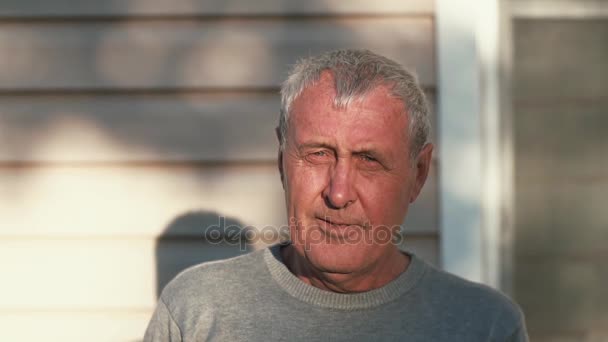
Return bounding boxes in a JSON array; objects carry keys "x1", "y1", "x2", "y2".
[{"x1": 155, "y1": 210, "x2": 253, "y2": 297}]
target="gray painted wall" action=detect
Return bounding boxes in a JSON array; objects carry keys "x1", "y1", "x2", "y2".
[{"x1": 512, "y1": 17, "x2": 608, "y2": 341}]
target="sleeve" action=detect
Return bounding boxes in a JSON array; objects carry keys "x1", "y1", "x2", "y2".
[{"x1": 143, "y1": 298, "x2": 183, "y2": 342}]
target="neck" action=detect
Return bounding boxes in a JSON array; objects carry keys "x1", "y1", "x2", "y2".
[{"x1": 280, "y1": 244, "x2": 410, "y2": 293}]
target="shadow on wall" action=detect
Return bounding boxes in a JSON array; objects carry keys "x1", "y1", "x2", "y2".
[
  {"x1": 155, "y1": 210, "x2": 253, "y2": 297},
  {"x1": 0, "y1": 0, "x2": 436, "y2": 166}
]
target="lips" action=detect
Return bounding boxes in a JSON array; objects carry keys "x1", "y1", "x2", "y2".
[
  {"x1": 321, "y1": 217, "x2": 349, "y2": 226},
  {"x1": 316, "y1": 216, "x2": 357, "y2": 227},
  {"x1": 313, "y1": 217, "x2": 363, "y2": 242},
  {"x1": 315, "y1": 216, "x2": 364, "y2": 233}
]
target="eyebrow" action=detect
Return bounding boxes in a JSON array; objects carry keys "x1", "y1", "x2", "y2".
[
  {"x1": 297, "y1": 142, "x2": 336, "y2": 150},
  {"x1": 352, "y1": 148, "x2": 377, "y2": 155}
]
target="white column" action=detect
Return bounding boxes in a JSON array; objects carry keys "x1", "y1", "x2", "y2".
[{"x1": 436, "y1": 0, "x2": 512, "y2": 289}]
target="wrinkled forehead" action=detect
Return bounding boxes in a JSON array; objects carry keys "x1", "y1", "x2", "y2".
[
  {"x1": 310, "y1": 70, "x2": 402, "y2": 109},
  {"x1": 288, "y1": 73, "x2": 410, "y2": 151},
  {"x1": 292, "y1": 71, "x2": 405, "y2": 116}
]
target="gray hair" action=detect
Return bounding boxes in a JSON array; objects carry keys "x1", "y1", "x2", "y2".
[{"x1": 279, "y1": 49, "x2": 431, "y2": 160}]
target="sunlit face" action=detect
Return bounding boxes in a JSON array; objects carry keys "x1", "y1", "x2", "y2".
[{"x1": 278, "y1": 72, "x2": 432, "y2": 274}]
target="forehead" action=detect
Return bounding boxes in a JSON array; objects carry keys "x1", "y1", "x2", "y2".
[{"x1": 288, "y1": 73, "x2": 409, "y2": 150}]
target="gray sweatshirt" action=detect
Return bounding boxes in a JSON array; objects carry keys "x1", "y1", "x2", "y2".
[{"x1": 144, "y1": 243, "x2": 527, "y2": 341}]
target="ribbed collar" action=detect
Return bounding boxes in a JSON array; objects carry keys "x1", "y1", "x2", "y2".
[{"x1": 263, "y1": 242, "x2": 427, "y2": 310}]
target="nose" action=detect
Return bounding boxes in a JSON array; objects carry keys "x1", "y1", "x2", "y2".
[{"x1": 323, "y1": 158, "x2": 357, "y2": 209}]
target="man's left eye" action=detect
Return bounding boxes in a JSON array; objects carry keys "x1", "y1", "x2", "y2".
[
  {"x1": 360, "y1": 155, "x2": 377, "y2": 162},
  {"x1": 358, "y1": 154, "x2": 385, "y2": 170}
]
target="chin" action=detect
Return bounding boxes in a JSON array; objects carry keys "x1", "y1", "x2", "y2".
[{"x1": 302, "y1": 241, "x2": 373, "y2": 274}]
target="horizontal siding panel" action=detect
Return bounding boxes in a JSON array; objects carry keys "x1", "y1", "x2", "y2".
[
  {"x1": 512, "y1": 0, "x2": 608, "y2": 19},
  {"x1": 514, "y1": 181, "x2": 608, "y2": 257},
  {"x1": 514, "y1": 257, "x2": 608, "y2": 334},
  {"x1": 0, "y1": 92, "x2": 437, "y2": 162},
  {"x1": 0, "y1": 238, "x2": 246, "y2": 309},
  {"x1": 0, "y1": 236, "x2": 438, "y2": 310},
  {"x1": 0, "y1": 163, "x2": 437, "y2": 237},
  {"x1": 0, "y1": 0, "x2": 433, "y2": 17},
  {"x1": 514, "y1": 103, "x2": 608, "y2": 184},
  {"x1": 0, "y1": 92, "x2": 280, "y2": 162},
  {"x1": 0, "y1": 311, "x2": 151, "y2": 342},
  {"x1": 532, "y1": 333, "x2": 608, "y2": 342},
  {"x1": 0, "y1": 18, "x2": 435, "y2": 90},
  {"x1": 0, "y1": 164, "x2": 287, "y2": 237},
  {"x1": 514, "y1": 20, "x2": 608, "y2": 100}
]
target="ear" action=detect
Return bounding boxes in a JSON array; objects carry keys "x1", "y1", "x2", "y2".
[
  {"x1": 409, "y1": 143, "x2": 433, "y2": 203},
  {"x1": 276, "y1": 127, "x2": 285, "y2": 188}
]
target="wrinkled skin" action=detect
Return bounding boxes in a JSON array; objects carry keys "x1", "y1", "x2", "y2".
[{"x1": 278, "y1": 72, "x2": 433, "y2": 293}]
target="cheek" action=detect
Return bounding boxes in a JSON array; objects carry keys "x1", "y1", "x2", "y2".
[
  {"x1": 358, "y1": 177, "x2": 411, "y2": 223},
  {"x1": 284, "y1": 162, "x2": 328, "y2": 206}
]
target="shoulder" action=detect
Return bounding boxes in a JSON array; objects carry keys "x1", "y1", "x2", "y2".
[
  {"x1": 159, "y1": 248, "x2": 267, "y2": 310},
  {"x1": 422, "y1": 262, "x2": 524, "y2": 318},
  {"x1": 415, "y1": 258, "x2": 526, "y2": 338},
  {"x1": 147, "y1": 249, "x2": 270, "y2": 340},
  {"x1": 426, "y1": 264, "x2": 517, "y2": 306}
]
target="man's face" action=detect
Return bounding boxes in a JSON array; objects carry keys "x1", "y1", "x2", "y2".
[{"x1": 279, "y1": 72, "x2": 432, "y2": 274}]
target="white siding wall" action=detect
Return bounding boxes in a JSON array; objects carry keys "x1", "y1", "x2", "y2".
[{"x1": 0, "y1": 2, "x2": 438, "y2": 341}]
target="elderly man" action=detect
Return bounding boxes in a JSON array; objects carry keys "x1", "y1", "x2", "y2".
[{"x1": 144, "y1": 49, "x2": 527, "y2": 341}]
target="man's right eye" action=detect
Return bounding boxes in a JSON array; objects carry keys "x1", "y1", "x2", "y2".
[{"x1": 305, "y1": 150, "x2": 332, "y2": 163}]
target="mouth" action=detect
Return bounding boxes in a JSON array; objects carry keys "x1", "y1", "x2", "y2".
[
  {"x1": 317, "y1": 216, "x2": 355, "y2": 226},
  {"x1": 315, "y1": 216, "x2": 362, "y2": 239}
]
